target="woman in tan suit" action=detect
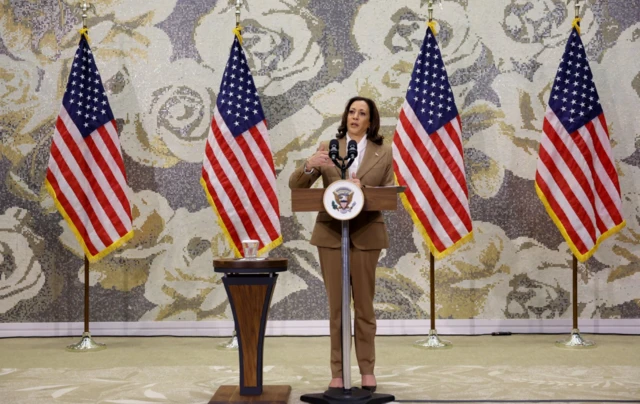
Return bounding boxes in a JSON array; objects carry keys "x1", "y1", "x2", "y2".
[{"x1": 289, "y1": 96, "x2": 394, "y2": 392}]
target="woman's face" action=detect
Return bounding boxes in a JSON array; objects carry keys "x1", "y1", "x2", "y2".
[{"x1": 347, "y1": 100, "x2": 371, "y2": 138}]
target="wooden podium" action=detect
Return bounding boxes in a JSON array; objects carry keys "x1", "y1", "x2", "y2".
[
  {"x1": 292, "y1": 186, "x2": 402, "y2": 404},
  {"x1": 210, "y1": 258, "x2": 291, "y2": 404}
]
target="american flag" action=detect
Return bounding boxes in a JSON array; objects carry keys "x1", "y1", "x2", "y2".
[
  {"x1": 201, "y1": 36, "x2": 282, "y2": 257},
  {"x1": 393, "y1": 26, "x2": 473, "y2": 258},
  {"x1": 535, "y1": 27, "x2": 625, "y2": 262},
  {"x1": 45, "y1": 35, "x2": 133, "y2": 262}
]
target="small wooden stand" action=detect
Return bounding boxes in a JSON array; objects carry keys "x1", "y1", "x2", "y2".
[{"x1": 211, "y1": 259, "x2": 291, "y2": 404}]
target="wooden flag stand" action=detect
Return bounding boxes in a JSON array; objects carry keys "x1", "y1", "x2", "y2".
[
  {"x1": 555, "y1": 255, "x2": 596, "y2": 349},
  {"x1": 414, "y1": 252, "x2": 452, "y2": 349},
  {"x1": 66, "y1": 255, "x2": 106, "y2": 352},
  {"x1": 552, "y1": 0, "x2": 595, "y2": 350},
  {"x1": 64, "y1": 2, "x2": 105, "y2": 353}
]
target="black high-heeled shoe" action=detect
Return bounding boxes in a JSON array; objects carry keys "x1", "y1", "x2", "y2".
[{"x1": 362, "y1": 385, "x2": 377, "y2": 393}]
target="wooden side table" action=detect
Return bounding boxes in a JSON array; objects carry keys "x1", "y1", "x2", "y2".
[{"x1": 209, "y1": 258, "x2": 291, "y2": 404}]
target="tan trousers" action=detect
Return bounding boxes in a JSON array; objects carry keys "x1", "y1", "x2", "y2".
[{"x1": 318, "y1": 246, "x2": 381, "y2": 378}]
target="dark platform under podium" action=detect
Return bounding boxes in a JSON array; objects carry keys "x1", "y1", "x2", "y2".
[{"x1": 301, "y1": 387, "x2": 395, "y2": 404}]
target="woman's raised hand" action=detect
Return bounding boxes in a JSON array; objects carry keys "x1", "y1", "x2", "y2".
[{"x1": 306, "y1": 143, "x2": 334, "y2": 169}]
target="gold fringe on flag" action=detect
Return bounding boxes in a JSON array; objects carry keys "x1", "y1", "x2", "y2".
[
  {"x1": 394, "y1": 174, "x2": 473, "y2": 259},
  {"x1": 534, "y1": 182, "x2": 625, "y2": 262}
]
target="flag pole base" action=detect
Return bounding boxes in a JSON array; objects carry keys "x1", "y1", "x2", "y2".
[
  {"x1": 414, "y1": 329, "x2": 453, "y2": 349},
  {"x1": 217, "y1": 330, "x2": 239, "y2": 350},
  {"x1": 66, "y1": 332, "x2": 106, "y2": 352},
  {"x1": 555, "y1": 328, "x2": 596, "y2": 349}
]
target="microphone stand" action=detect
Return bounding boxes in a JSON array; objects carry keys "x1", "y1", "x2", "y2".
[
  {"x1": 301, "y1": 150, "x2": 394, "y2": 404},
  {"x1": 332, "y1": 156, "x2": 349, "y2": 180}
]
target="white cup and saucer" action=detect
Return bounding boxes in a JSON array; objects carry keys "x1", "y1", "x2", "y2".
[{"x1": 240, "y1": 239, "x2": 265, "y2": 260}]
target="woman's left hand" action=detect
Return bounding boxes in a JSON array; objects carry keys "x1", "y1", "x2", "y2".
[{"x1": 348, "y1": 172, "x2": 362, "y2": 188}]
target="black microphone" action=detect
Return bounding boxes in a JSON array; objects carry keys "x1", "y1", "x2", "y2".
[
  {"x1": 346, "y1": 140, "x2": 358, "y2": 160},
  {"x1": 344, "y1": 140, "x2": 358, "y2": 170},
  {"x1": 328, "y1": 139, "x2": 340, "y2": 163}
]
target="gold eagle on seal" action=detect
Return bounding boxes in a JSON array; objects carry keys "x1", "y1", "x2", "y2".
[{"x1": 332, "y1": 187, "x2": 356, "y2": 213}]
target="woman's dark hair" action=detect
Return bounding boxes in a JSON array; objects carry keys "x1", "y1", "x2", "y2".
[{"x1": 336, "y1": 96, "x2": 383, "y2": 145}]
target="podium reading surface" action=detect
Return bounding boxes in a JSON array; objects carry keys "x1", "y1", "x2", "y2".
[{"x1": 291, "y1": 187, "x2": 401, "y2": 212}]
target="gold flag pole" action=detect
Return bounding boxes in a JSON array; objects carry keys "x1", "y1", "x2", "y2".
[
  {"x1": 555, "y1": 0, "x2": 595, "y2": 350},
  {"x1": 217, "y1": 0, "x2": 243, "y2": 352},
  {"x1": 66, "y1": 0, "x2": 105, "y2": 353},
  {"x1": 414, "y1": 0, "x2": 452, "y2": 350},
  {"x1": 78, "y1": 0, "x2": 95, "y2": 32},
  {"x1": 235, "y1": 0, "x2": 241, "y2": 27}
]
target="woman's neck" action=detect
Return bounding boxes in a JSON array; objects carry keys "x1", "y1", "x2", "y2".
[{"x1": 348, "y1": 132, "x2": 365, "y2": 143}]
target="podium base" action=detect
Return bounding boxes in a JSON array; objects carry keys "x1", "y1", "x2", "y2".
[
  {"x1": 209, "y1": 385, "x2": 291, "y2": 404},
  {"x1": 301, "y1": 387, "x2": 395, "y2": 404}
]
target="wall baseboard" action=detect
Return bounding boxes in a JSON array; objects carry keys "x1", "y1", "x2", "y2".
[{"x1": 0, "y1": 319, "x2": 638, "y2": 338}]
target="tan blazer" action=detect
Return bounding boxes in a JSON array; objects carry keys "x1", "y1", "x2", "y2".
[{"x1": 289, "y1": 137, "x2": 394, "y2": 250}]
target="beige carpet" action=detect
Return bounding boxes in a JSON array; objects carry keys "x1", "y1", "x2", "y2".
[{"x1": 1, "y1": 335, "x2": 639, "y2": 403}]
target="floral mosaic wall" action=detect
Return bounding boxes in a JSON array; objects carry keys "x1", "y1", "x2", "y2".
[{"x1": 1, "y1": 0, "x2": 639, "y2": 325}]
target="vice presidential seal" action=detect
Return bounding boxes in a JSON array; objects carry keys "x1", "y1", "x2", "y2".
[{"x1": 323, "y1": 180, "x2": 364, "y2": 220}]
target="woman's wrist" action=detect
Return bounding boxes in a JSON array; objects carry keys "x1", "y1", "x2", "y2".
[{"x1": 303, "y1": 159, "x2": 315, "y2": 174}]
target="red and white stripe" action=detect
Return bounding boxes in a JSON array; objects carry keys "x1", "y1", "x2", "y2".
[
  {"x1": 46, "y1": 107, "x2": 132, "y2": 259},
  {"x1": 535, "y1": 108, "x2": 623, "y2": 258},
  {"x1": 393, "y1": 101, "x2": 472, "y2": 255},
  {"x1": 201, "y1": 109, "x2": 281, "y2": 255}
]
